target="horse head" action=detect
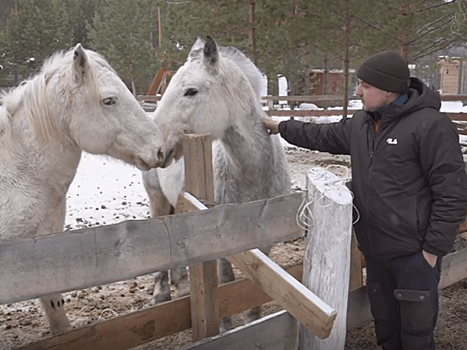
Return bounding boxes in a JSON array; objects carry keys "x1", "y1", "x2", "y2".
[
  {"x1": 151, "y1": 37, "x2": 262, "y2": 166},
  {"x1": 34, "y1": 44, "x2": 170, "y2": 170}
]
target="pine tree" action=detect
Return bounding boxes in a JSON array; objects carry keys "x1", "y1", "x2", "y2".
[
  {"x1": 355, "y1": 0, "x2": 466, "y2": 62},
  {"x1": 2, "y1": 0, "x2": 72, "y2": 84},
  {"x1": 62, "y1": 0, "x2": 100, "y2": 47},
  {"x1": 159, "y1": 0, "x2": 250, "y2": 70},
  {"x1": 87, "y1": 0, "x2": 159, "y2": 94}
]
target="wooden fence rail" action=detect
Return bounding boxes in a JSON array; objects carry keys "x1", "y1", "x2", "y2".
[{"x1": 0, "y1": 193, "x2": 304, "y2": 305}]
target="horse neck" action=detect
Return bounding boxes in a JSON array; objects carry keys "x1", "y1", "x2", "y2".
[
  {"x1": 9, "y1": 101, "x2": 82, "y2": 197},
  {"x1": 219, "y1": 107, "x2": 273, "y2": 174}
]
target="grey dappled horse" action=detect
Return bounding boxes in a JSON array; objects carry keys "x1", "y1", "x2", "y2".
[{"x1": 142, "y1": 37, "x2": 291, "y2": 330}]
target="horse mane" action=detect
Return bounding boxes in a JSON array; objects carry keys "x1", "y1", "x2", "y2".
[
  {"x1": 218, "y1": 46, "x2": 264, "y2": 101},
  {"x1": 1, "y1": 47, "x2": 109, "y2": 145}
]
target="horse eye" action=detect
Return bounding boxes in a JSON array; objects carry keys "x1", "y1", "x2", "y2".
[
  {"x1": 184, "y1": 88, "x2": 198, "y2": 97},
  {"x1": 103, "y1": 97, "x2": 116, "y2": 105}
]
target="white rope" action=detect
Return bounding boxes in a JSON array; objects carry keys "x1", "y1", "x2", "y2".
[{"x1": 295, "y1": 167, "x2": 361, "y2": 233}]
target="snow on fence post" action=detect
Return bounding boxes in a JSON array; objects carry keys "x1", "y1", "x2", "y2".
[{"x1": 299, "y1": 168, "x2": 353, "y2": 350}]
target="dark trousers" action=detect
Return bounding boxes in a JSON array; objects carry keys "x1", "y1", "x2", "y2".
[{"x1": 365, "y1": 251, "x2": 441, "y2": 350}]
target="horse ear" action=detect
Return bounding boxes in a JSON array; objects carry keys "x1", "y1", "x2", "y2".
[
  {"x1": 73, "y1": 43, "x2": 88, "y2": 82},
  {"x1": 203, "y1": 36, "x2": 219, "y2": 71},
  {"x1": 190, "y1": 37, "x2": 205, "y2": 52}
]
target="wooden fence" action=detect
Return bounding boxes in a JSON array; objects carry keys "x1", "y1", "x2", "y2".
[
  {"x1": 2, "y1": 134, "x2": 467, "y2": 350},
  {"x1": 137, "y1": 94, "x2": 467, "y2": 135}
]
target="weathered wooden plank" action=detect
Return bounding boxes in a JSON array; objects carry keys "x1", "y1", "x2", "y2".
[
  {"x1": 189, "y1": 261, "x2": 219, "y2": 340},
  {"x1": 262, "y1": 95, "x2": 350, "y2": 102},
  {"x1": 18, "y1": 296, "x2": 192, "y2": 350},
  {"x1": 261, "y1": 94, "x2": 467, "y2": 103},
  {"x1": 176, "y1": 192, "x2": 220, "y2": 340},
  {"x1": 219, "y1": 264, "x2": 302, "y2": 318},
  {"x1": 449, "y1": 113, "x2": 467, "y2": 122},
  {"x1": 439, "y1": 246, "x2": 467, "y2": 289},
  {"x1": 17, "y1": 265, "x2": 302, "y2": 350},
  {"x1": 300, "y1": 168, "x2": 353, "y2": 350},
  {"x1": 267, "y1": 109, "x2": 358, "y2": 117},
  {"x1": 0, "y1": 192, "x2": 304, "y2": 304},
  {"x1": 228, "y1": 249, "x2": 336, "y2": 340},
  {"x1": 346, "y1": 286, "x2": 372, "y2": 331},
  {"x1": 182, "y1": 134, "x2": 215, "y2": 205},
  {"x1": 181, "y1": 310, "x2": 298, "y2": 350},
  {"x1": 266, "y1": 108, "x2": 467, "y2": 123},
  {"x1": 180, "y1": 134, "x2": 219, "y2": 341}
]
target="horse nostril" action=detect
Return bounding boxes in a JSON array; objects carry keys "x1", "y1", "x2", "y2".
[{"x1": 157, "y1": 149, "x2": 165, "y2": 165}]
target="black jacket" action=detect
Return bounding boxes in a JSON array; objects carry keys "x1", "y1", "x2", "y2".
[{"x1": 279, "y1": 78, "x2": 467, "y2": 260}]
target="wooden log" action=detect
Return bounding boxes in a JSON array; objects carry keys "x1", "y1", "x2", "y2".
[
  {"x1": 179, "y1": 134, "x2": 219, "y2": 341},
  {"x1": 0, "y1": 193, "x2": 304, "y2": 305},
  {"x1": 228, "y1": 249, "x2": 336, "y2": 340},
  {"x1": 299, "y1": 168, "x2": 353, "y2": 350}
]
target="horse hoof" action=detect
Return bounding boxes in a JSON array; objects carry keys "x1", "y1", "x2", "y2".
[
  {"x1": 154, "y1": 293, "x2": 171, "y2": 304},
  {"x1": 220, "y1": 317, "x2": 233, "y2": 334}
]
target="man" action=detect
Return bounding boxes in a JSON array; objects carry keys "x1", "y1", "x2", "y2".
[{"x1": 262, "y1": 50, "x2": 467, "y2": 350}]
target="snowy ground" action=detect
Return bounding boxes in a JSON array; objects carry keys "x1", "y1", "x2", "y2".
[{"x1": 65, "y1": 154, "x2": 153, "y2": 230}]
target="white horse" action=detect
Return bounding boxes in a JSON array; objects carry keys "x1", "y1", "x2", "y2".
[
  {"x1": 142, "y1": 37, "x2": 291, "y2": 329},
  {"x1": 0, "y1": 44, "x2": 169, "y2": 336}
]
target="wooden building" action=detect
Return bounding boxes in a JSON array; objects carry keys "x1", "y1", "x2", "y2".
[{"x1": 438, "y1": 57, "x2": 466, "y2": 95}]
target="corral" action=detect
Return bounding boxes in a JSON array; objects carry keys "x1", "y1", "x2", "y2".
[{"x1": 2, "y1": 132, "x2": 467, "y2": 349}]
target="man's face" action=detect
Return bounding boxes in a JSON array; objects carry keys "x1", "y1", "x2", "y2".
[{"x1": 356, "y1": 80, "x2": 396, "y2": 112}]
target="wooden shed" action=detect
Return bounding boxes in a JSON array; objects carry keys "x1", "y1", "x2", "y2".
[{"x1": 438, "y1": 57, "x2": 466, "y2": 95}]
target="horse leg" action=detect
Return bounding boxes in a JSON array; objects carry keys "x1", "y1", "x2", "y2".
[
  {"x1": 144, "y1": 169, "x2": 176, "y2": 304},
  {"x1": 170, "y1": 267, "x2": 190, "y2": 298},
  {"x1": 244, "y1": 246, "x2": 272, "y2": 324},
  {"x1": 142, "y1": 169, "x2": 174, "y2": 217},
  {"x1": 154, "y1": 270, "x2": 172, "y2": 303},
  {"x1": 218, "y1": 257, "x2": 236, "y2": 332},
  {"x1": 39, "y1": 293, "x2": 72, "y2": 335}
]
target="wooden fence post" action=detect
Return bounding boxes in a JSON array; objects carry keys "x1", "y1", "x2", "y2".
[
  {"x1": 179, "y1": 134, "x2": 220, "y2": 341},
  {"x1": 299, "y1": 168, "x2": 352, "y2": 350}
]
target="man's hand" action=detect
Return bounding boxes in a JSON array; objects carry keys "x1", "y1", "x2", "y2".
[
  {"x1": 261, "y1": 115, "x2": 280, "y2": 135},
  {"x1": 422, "y1": 250, "x2": 438, "y2": 268}
]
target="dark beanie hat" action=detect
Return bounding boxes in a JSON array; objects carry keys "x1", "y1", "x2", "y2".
[{"x1": 357, "y1": 51, "x2": 410, "y2": 94}]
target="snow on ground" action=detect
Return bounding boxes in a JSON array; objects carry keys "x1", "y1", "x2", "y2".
[{"x1": 65, "y1": 154, "x2": 152, "y2": 230}]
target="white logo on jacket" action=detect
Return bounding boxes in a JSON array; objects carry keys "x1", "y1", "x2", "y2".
[{"x1": 386, "y1": 138, "x2": 398, "y2": 145}]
